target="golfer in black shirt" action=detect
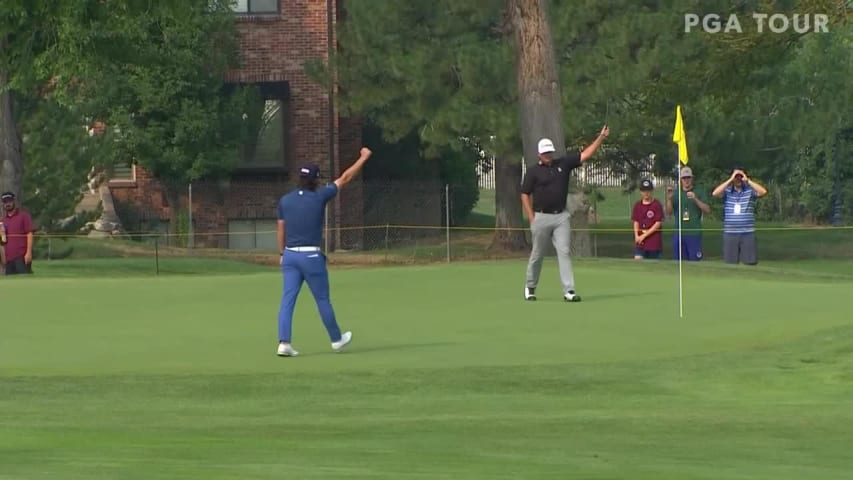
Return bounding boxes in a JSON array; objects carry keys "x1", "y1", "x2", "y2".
[{"x1": 521, "y1": 126, "x2": 609, "y2": 301}]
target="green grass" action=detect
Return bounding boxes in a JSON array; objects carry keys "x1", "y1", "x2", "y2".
[
  {"x1": 465, "y1": 188, "x2": 497, "y2": 227},
  {"x1": 2, "y1": 258, "x2": 853, "y2": 479}
]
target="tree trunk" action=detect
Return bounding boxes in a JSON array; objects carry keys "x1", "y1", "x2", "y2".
[
  {"x1": 508, "y1": 0, "x2": 592, "y2": 257},
  {"x1": 491, "y1": 153, "x2": 528, "y2": 251},
  {"x1": 0, "y1": 41, "x2": 24, "y2": 200}
]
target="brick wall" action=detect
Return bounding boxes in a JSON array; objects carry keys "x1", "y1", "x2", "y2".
[
  {"x1": 111, "y1": 0, "x2": 364, "y2": 250},
  {"x1": 225, "y1": 0, "x2": 335, "y2": 181}
]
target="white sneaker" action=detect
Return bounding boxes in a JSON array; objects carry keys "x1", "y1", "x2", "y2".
[
  {"x1": 524, "y1": 287, "x2": 537, "y2": 301},
  {"x1": 564, "y1": 290, "x2": 582, "y2": 302},
  {"x1": 332, "y1": 331, "x2": 352, "y2": 352},
  {"x1": 277, "y1": 343, "x2": 299, "y2": 357}
]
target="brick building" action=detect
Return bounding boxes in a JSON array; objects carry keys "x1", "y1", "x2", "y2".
[{"x1": 109, "y1": 0, "x2": 363, "y2": 250}]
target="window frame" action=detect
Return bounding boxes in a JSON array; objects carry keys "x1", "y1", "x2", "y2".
[
  {"x1": 231, "y1": 0, "x2": 280, "y2": 15},
  {"x1": 107, "y1": 163, "x2": 137, "y2": 187},
  {"x1": 227, "y1": 218, "x2": 279, "y2": 250}
]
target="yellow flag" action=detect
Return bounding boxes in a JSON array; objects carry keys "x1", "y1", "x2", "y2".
[{"x1": 672, "y1": 105, "x2": 689, "y2": 165}]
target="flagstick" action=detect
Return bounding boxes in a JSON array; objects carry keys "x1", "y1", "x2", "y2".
[
  {"x1": 677, "y1": 159, "x2": 684, "y2": 319},
  {"x1": 673, "y1": 104, "x2": 686, "y2": 319}
]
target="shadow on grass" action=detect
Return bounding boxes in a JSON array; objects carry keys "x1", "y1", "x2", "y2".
[
  {"x1": 345, "y1": 342, "x2": 456, "y2": 355},
  {"x1": 287, "y1": 342, "x2": 457, "y2": 357},
  {"x1": 529, "y1": 290, "x2": 665, "y2": 303},
  {"x1": 581, "y1": 290, "x2": 667, "y2": 303}
]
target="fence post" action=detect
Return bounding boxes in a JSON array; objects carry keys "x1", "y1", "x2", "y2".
[
  {"x1": 384, "y1": 223, "x2": 390, "y2": 262},
  {"x1": 48, "y1": 236, "x2": 52, "y2": 261},
  {"x1": 188, "y1": 182, "x2": 194, "y2": 249},
  {"x1": 445, "y1": 184, "x2": 450, "y2": 263}
]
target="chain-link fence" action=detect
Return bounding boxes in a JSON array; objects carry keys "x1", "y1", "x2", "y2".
[{"x1": 12, "y1": 175, "x2": 852, "y2": 277}]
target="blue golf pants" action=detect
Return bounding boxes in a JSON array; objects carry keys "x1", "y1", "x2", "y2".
[{"x1": 278, "y1": 249, "x2": 342, "y2": 343}]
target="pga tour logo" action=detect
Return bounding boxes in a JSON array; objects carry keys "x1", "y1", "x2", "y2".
[{"x1": 685, "y1": 13, "x2": 830, "y2": 33}]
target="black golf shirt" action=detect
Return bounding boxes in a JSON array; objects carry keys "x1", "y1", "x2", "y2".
[{"x1": 520, "y1": 152, "x2": 582, "y2": 213}]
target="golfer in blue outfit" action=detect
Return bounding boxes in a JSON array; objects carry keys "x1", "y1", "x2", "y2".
[{"x1": 275, "y1": 147, "x2": 372, "y2": 357}]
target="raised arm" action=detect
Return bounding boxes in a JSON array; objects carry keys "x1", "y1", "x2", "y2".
[
  {"x1": 334, "y1": 147, "x2": 372, "y2": 190},
  {"x1": 665, "y1": 186, "x2": 674, "y2": 216},
  {"x1": 742, "y1": 173, "x2": 768, "y2": 197},
  {"x1": 712, "y1": 170, "x2": 739, "y2": 198},
  {"x1": 691, "y1": 193, "x2": 712, "y2": 214},
  {"x1": 580, "y1": 125, "x2": 610, "y2": 162}
]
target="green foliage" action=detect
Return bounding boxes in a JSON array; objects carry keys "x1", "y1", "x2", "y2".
[
  {"x1": 3, "y1": 1, "x2": 251, "y2": 231},
  {"x1": 716, "y1": 22, "x2": 852, "y2": 223},
  {"x1": 439, "y1": 145, "x2": 480, "y2": 226},
  {"x1": 36, "y1": 0, "x2": 248, "y2": 189},
  {"x1": 361, "y1": 120, "x2": 480, "y2": 224},
  {"x1": 330, "y1": 0, "x2": 516, "y2": 158},
  {"x1": 16, "y1": 98, "x2": 108, "y2": 228},
  {"x1": 361, "y1": 122, "x2": 435, "y2": 179},
  {"x1": 0, "y1": 1, "x2": 54, "y2": 94},
  {"x1": 337, "y1": 0, "x2": 851, "y2": 222}
]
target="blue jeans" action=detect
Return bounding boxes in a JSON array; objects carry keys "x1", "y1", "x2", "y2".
[
  {"x1": 671, "y1": 234, "x2": 703, "y2": 261},
  {"x1": 278, "y1": 249, "x2": 342, "y2": 343}
]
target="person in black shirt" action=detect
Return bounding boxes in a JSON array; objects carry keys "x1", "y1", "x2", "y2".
[{"x1": 521, "y1": 126, "x2": 609, "y2": 301}]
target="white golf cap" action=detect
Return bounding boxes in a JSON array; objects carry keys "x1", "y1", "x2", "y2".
[
  {"x1": 680, "y1": 166, "x2": 693, "y2": 177},
  {"x1": 537, "y1": 138, "x2": 556, "y2": 154}
]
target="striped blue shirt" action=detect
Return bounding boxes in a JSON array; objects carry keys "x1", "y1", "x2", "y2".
[{"x1": 722, "y1": 184, "x2": 757, "y2": 234}]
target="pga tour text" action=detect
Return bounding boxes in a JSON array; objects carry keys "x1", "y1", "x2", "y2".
[{"x1": 684, "y1": 13, "x2": 830, "y2": 33}]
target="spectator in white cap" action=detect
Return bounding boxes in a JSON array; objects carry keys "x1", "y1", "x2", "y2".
[{"x1": 520, "y1": 125, "x2": 609, "y2": 302}]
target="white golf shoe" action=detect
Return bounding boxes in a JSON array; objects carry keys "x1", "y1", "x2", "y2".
[
  {"x1": 277, "y1": 343, "x2": 299, "y2": 357},
  {"x1": 564, "y1": 290, "x2": 582, "y2": 302},
  {"x1": 332, "y1": 331, "x2": 353, "y2": 352}
]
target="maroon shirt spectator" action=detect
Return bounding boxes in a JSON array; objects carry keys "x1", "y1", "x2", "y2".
[
  {"x1": 631, "y1": 179, "x2": 664, "y2": 259},
  {"x1": 2, "y1": 192, "x2": 34, "y2": 275}
]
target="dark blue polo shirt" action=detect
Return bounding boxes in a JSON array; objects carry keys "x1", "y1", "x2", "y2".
[{"x1": 276, "y1": 184, "x2": 338, "y2": 247}]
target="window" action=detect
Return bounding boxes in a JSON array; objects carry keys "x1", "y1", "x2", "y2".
[
  {"x1": 239, "y1": 99, "x2": 286, "y2": 169},
  {"x1": 111, "y1": 163, "x2": 135, "y2": 181},
  {"x1": 231, "y1": 0, "x2": 278, "y2": 14},
  {"x1": 227, "y1": 219, "x2": 278, "y2": 250},
  {"x1": 227, "y1": 81, "x2": 289, "y2": 171},
  {"x1": 107, "y1": 161, "x2": 136, "y2": 185}
]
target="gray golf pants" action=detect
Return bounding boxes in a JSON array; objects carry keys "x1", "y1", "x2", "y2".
[
  {"x1": 723, "y1": 232, "x2": 758, "y2": 265},
  {"x1": 526, "y1": 211, "x2": 575, "y2": 292}
]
